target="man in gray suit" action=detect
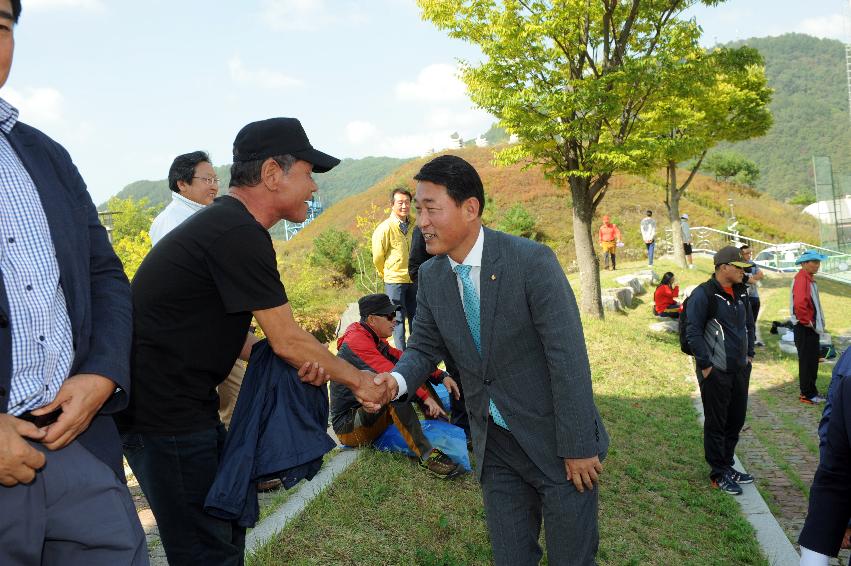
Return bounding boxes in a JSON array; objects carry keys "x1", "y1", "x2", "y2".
[{"x1": 374, "y1": 155, "x2": 609, "y2": 565}]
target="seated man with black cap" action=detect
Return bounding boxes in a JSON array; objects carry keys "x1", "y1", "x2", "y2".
[
  {"x1": 332, "y1": 293, "x2": 464, "y2": 479},
  {"x1": 118, "y1": 118, "x2": 394, "y2": 566}
]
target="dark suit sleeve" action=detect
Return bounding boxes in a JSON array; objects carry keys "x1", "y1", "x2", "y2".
[
  {"x1": 526, "y1": 246, "x2": 601, "y2": 459},
  {"x1": 58, "y1": 145, "x2": 132, "y2": 412},
  {"x1": 394, "y1": 261, "x2": 450, "y2": 398},
  {"x1": 799, "y1": 376, "x2": 851, "y2": 556}
]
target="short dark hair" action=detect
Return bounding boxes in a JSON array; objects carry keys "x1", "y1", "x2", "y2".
[
  {"x1": 168, "y1": 151, "x2": 210, "y2": 193},
  {"x1": 413, "y1": 155, "x2": 485, "y2": 216},
  {"x1": 390, "y1": 187, "x2": 412, "y2": 203},
  {"x1": 740, "y1": 244, "x2": 750, "y2": 251},
  {"x1": 9, "y1": 0, "x2": 20, "y2": 23},
  {"x1": 646, "y1": 210, "x2": 653, "y2": 216},
  {"x1": 229, "y1": 154, "x2": 296, "y2": 188}
]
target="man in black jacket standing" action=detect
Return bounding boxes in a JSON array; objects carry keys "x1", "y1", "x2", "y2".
[{"x1": 686, "y1": 246, "x2": 756, "y2": 496}]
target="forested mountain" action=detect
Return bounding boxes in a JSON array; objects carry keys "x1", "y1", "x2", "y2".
[
  {"x1": 722, "y1": 34, "x2": 851, "y2": 200},
  {"x1": 106, "y1": 156, "x2": 412, "y2": 209}
]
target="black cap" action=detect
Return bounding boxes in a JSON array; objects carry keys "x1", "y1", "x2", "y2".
[
  {"x1": 713, "y1": 245, "x2": 750, "y2": 267},
  {"x1": 358, "y1": 294, "x2": 399, "y2": 317},
  {"x1": 232, "y1": 117, "x2": 341, "y2": 173}
]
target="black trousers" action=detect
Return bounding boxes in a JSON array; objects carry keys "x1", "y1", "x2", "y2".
[
  {"x1": 748, "y1": 297, "x2": 760, "y2": 322},
  {"x1": 123, "y1": 425, "x2": 245, "y2": 566},
  {"x1": 794, "y1": 324, "x2": 820, "y2": 398},
  {"x1": 445, "y1": 359, "x2": 470, "y2": 440},
  {"x1": 698, "y1": 363, "x2": 752, "y2": 479}
]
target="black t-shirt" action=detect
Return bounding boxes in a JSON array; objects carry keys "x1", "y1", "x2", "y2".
[{"x1": 117, "y1": 196, "x2": 287, "y2": 434}]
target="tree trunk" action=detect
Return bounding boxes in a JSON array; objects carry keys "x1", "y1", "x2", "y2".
[
  {"x1": 665, "y1": 162, "x2": 687, "y2": 269},
  {"x1": 570, "y1": 177, "x2": 604, "y2": 319}
]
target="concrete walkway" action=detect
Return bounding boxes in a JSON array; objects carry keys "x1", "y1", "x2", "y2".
[{"x1": 689, "y1": 373, "x2": 800, "y2": 566}]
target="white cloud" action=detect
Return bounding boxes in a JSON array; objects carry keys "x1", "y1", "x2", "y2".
[
  {"x1": 260, "y1": 0, "x2": 366, "y2": 31},
  {"x1": 797, "y1": 14, "x2": 847, "y2": 41},
  {"x1": 27, "y1": 0, "x2": 104, "y2": 11},
  {"x1": 4, "y1": 86, "x2": 64, "y2": 123},
  {"x1": 395, "y1": 63, "x2": 467, "y2": 103},
  {"x1": 228, "y1": 56, "x2": 304, "y2": 89},
  {"x1": 345, "y1": 120, "x2": 378, "y2": 144}
]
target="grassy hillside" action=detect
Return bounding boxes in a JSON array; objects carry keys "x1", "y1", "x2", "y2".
[
  {"x1": 277, "y1": 145, "x2": 818, "y2": 336},
  {"x1": 286, "y1": 145, "x2": 819, "y2": 258},
  {"x1": 723, "y1": 34, "x2": 851, "y2": 201}
]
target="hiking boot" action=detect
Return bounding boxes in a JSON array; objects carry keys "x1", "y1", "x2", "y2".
[
  {"x1": 800, "y1": 394, "x2": 826, "y2": 405},
  {"x1": 256, "y1": 478, "x2": 283, "y2": 493},
  {"x1": 711, "y1": 473, "x2": 742, "y2": 495},
  {"x1": 420, "y1": 448, "x2": 463, "y2": 479},
  {"x1": 727, "y1": 468, "x2": 754, "y2": 484}
]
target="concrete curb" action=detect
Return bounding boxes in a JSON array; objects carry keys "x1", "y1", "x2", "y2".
[
  {"x1": 245, "y1": 448, "x2": 360, "y2": 556},
  {"x1": 688, "y1": 374, "x2": 800, "y2": 566}
]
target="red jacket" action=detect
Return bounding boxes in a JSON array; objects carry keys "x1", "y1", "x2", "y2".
[
  {"x1": 335, "y1": 322, "x2": 440, "y2": 402},
  {"x1": 792, "y1": 269, "x2": 816, "y2": 326},
  {"x1": 654, "y1": 284, "x2": 680, "y2": 314}
]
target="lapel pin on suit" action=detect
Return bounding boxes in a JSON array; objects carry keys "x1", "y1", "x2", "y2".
[{"x1": 491, "y1": 274, "x2": 496, "y2": 281}]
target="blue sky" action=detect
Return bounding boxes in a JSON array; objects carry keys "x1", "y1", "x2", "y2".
[{"x1": 5, "y1": 0, "x2": 850, "y2": 203}]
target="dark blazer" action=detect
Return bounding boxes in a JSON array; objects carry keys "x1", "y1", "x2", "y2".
[
  {"x1": 799, "y1": 372, "x2": 851, "y2": 557},
  {"x1": 395, "y1": 227, "x2": 609, "y2": 483},
  {"x1": 0, "y1": 121, "x2": 132, "y2": 479}
]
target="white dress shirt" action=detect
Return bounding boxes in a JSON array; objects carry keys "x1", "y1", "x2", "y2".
[
  {"x1": 391, "y1": 226, "x2": 484, "y2": 398},
  {"x1": 149, "y1": 192, "x2": 206, "y2": 245}
]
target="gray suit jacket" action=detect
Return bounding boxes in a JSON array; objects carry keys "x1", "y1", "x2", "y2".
[{"x1": 395, "y1": 227, "x2": 609, "y2": 483}]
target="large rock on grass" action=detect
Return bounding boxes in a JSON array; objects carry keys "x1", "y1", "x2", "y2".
[
  {"x1": 634, "y1": 269, "x2": 659, "y2": 286},
  {"x1": 605, "y1": 286, "x2": 634, "y2": 308},
  {"x1": 614, "y1": 275, "x2": 645, "y2": 296},
  {"x1": 602, "y1": 295, "x2": 623, "y2": 312},
  {"x1": 649, "y1": 320, "x2": 679, "y2": 333}
]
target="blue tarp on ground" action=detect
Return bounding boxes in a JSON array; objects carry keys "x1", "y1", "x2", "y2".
[{"x1": 373, "y1": 419, "x2": 472, "y2": 472}]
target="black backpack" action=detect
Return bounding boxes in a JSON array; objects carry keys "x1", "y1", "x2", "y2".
[{"x1": 678, "y1": 282, "x2": 718, "y2": 355}]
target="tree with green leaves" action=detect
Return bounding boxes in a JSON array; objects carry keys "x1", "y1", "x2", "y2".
[
  {"x1": 418, "y1": 0, "x2": 722, "y2": 318},
  {"x1": 703, "y1": 151, "x2": 761, "y2": 185},
  {"x1": 643, "y1": 46, "x2": 772, "y2": 267}
]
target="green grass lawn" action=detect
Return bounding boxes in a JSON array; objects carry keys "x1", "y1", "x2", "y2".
[{"x1": 248, "y1": 255, "x2": 767, "y2": 565}]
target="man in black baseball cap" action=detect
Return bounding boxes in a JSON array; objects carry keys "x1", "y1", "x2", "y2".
[
  {"x1": 232, "y1": 117, "x2": 340, "y2": 173},
  {"x1": 357, "y1": 293, "x2": 400, "y2": 318},
  {"x1": 120, "y1": 119, "x2": 391, "y2": 564},
  {"x1": 685, "y1": 244, "x2": 756, "y2": 496}
]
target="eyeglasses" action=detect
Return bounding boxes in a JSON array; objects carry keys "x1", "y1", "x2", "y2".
[
  {"x1": 193, "y1": 176, "x2": 220, "y2": 186},
  {"x1": 377, "y1": 313, "x2": 397, "y2": 322}
]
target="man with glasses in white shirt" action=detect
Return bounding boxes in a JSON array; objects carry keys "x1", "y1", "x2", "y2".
[{"x1": 149, "y1": 151, "x2": 220, "y2": 246}]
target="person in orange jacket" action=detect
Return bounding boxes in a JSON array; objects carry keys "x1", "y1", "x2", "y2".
[{"x1": 598, "y1": 215, "x2": 622, "y2": 271}]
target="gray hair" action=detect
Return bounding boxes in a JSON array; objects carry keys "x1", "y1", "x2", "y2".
[{"x1": 229, "y1": 154, "x2": 297, "y2": 188}]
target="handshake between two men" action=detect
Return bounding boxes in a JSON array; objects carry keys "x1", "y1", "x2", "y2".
[{"x1": 296, "y1": 360, "x2": 398, "y2": 412}]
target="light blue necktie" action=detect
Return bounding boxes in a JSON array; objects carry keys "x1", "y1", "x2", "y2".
[{"x1": 454, "y1": 264, "x2": 509, "y2": 430}]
